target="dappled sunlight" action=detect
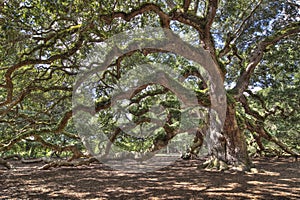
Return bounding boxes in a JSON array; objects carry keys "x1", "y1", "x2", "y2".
[
  {"x1": 249, "y1": 170, "x2": 280, "y2": 176},
  {"x1": 205, "y1": 182, "x2": 242, "y2": 192},
  {"x1": 205, "y1": 191, "x2": 261, "y2": 199},
  {"x1": 279, "y1": 178, "x2": 300, "y2": 183},
  {"x1": 246, "y1": 180, "x2": 300, "y2": 199},
  {"x1": 1, "y1": 158, "x2": 299, "y2": 199}
]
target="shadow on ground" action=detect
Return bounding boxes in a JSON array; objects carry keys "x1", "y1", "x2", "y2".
[{"x1": 0, "y1": 157, "x2": 299, "y2": 199}]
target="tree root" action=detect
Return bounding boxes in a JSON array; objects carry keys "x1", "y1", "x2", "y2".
[
  {"x1": 198, "y1": 157, "x2": 253, "y2": 172},
  {"x1": 198, "y1": 157, "x2": 229, "y2": 171},
  {"x1": 231, "y1": 163, "x2": 252, "y2": 172}
]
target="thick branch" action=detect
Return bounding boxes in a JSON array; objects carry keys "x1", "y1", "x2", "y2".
[
  {"x1": 34, "y1": 135, "x2": 84, "y2": 161},
  {"x1": 239, "y1": 94, "x2": 264, "y2": 121},
  {"x1": 245, "y1": 120, "x2": 299, "y2": 157},
  {"x1": 204, "y1": 0, "x2": 218, "y2": 38},
  {"x1": 101, "y1": 3, "x2": 170, "y2": 28},
  {"x1": 233, "y1": 22, "x2": 300, "y2": 98}
]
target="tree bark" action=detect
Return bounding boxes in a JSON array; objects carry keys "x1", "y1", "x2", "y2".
[
  {"x1": 222, "y1": 102, "x2": 251, "y2": 169},
  {"x1": 203, "y1": 101, "x2": 252, "y2": 171}
]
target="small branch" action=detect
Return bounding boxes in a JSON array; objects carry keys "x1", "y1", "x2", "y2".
[
  {"x1": 263, "y1": 127, "x2": 299, "y2": 157},
  {"x1": 169, "y1": 11, "x2": 206, "y2": 35},
  {"x1": 204, "y1": 0, "x2": 218, "y2": 38},
  {"x1": 33, "y1": 134, "x2": 84, "y2": 161},
  {"x1": 166, "y1": 0, "x2": 176, "y2": 9},
  {"x1": 244, "y1": 90, "x2": 289, "y2": 119},
  {"x1": 194, "y1": 0, "x2": 199, "y2": 14},
  {"x1": 183, "y1": 0, "x2": 191, "y2": 12},
  {"x1": 232, "y1": 0, "x2": 262, "y2": 43},
  {"x1": 219, "y1": 0, "x2": 263, "y2": 58},
  {"x1": 54, "y1": 110, "x2": 72, "y2": 133}
]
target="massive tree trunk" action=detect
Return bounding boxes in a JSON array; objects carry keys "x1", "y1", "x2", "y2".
[
  {"x1": 222, "y1": 102, "x2": 251, "y2": 169},
  {"x1": 202, "y1": 99, "x2": 252, "y2": 171}
]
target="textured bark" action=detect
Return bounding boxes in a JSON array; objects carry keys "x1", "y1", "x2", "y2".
[
  {"x1": 204, "y1": 101, "x2": 252, "y2": 171},
  {"x1": 222, "y1": 103, "x2": 251, "y2": 169}
]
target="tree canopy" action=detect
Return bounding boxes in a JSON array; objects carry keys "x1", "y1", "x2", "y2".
[{"x1": 0, "y1": 0, "x2": 299, "y2": 170}]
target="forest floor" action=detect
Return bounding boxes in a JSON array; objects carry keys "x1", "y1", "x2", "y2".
[{"x1": 0, "y1": 157, "x2": 299, "y2": 199}]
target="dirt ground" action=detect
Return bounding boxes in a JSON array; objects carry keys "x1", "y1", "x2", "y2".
[{"x1": 0, "y1": 157, "x2": 299, "y2": 200}]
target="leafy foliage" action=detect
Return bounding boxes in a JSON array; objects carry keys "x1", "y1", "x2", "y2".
[{"x1": 0, "y1": 0, "x2": 299, "y2": 163}]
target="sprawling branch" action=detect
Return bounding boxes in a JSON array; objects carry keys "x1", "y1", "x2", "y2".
[
  {"x1": 239, "y1": 94, "x2": 264, "y2": 121},
  {"x1": 1, "y1": 35, "x2": 84, "y2": 108},
  {"x1": 101, "y1": 3, "x2": 170, "y2": 28},
  {"x1": 34, "y1": 135, "x2": 84, "y2": 161},
  {"x1": 190, "y1": 0, "x2": 218, "y2": 58},
  {"x1": 233, "y1": 22, "x2": 300, "y2": 98},
  {"x1": 241, "y1": 90, "x2": 299, "y2": 157},
  {"x1": 245, "y1": 120, "x2": 299, "y2": 157},
  {"x1": 0, "y1": 110, "x2": 73, "y2": 152},
  {"x1": 218, "y1": 0, "x2": 263, "y2": 58},
  {"x1": 0, "y1": 85, "x2": 72, "y2": 116}
]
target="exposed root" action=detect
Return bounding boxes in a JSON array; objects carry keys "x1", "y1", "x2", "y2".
[
  {"x1": 231, "y1": 163, "x2": 251, "y2": 172},
  {"x1": 198, "y1": 156, "x2": 254, "y2": 172},
  {"x1": 198, "y1": 157, "x2": 229, "y2": 171}
]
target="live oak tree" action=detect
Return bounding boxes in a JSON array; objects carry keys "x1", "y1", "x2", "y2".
[{"x1": 0, "y1": 0, "x2": 299, "y2": 170}]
